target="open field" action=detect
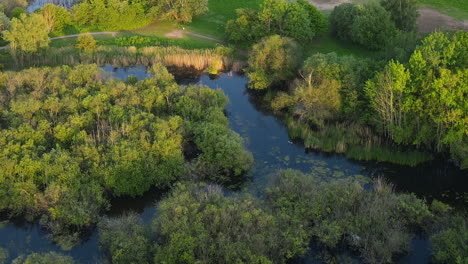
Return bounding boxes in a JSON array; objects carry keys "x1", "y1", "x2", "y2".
[{"x1": 419, "y1": 0, "x2": 468, "y2": 20}]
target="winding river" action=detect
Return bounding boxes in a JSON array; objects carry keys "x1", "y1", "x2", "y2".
[{"x1": 0, "y1": 66, "x2": 466, "y2": 263}]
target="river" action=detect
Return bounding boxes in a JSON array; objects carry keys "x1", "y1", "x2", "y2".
[{"x1": 0, "y1": 66, "x2": 466, "y2": 263}]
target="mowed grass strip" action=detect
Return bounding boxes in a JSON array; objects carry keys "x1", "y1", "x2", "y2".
[{"x1": 419, "y1": 0, "x2": 468, "y2": 20}]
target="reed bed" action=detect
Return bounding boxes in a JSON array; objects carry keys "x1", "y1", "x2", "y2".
[{"x1": 6, "y1": 45, "x2": 240, "y2": 73}]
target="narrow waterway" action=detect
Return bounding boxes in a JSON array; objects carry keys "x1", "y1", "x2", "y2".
[
  {"x1": 27, "y1": 0, "x2": 75, "y2": 12},
  {"x1": 0, "y1": 66, "x2": 466, "y2": 263}
]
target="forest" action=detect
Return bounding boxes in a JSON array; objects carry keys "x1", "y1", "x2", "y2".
[{"x1": 0, "y1": 0, "x2": 467, "y2": 263}]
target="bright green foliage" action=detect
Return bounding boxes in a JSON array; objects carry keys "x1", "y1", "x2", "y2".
[
  {"x1": 3, "y1": 13, "x2": 49, "y2": 59},
  {"x1": 99, "y1": 214, "x2": 151, "y2": 264},
  {"x1": 430, "y1": 215, "x2": 468, "y2": 264},
  {"x1": 12, "y1": 252, "x2": 75, "y2": 264},
  {"x1": 0, "y1": 64, "x2": 246, "y2": 231},
  {"x1": 153, "y1": 183, "x2": 283, "y2": 264},
  {"x1": 76, "y1": 34, "x2": 97, "y2": 53},
  {"x1": 36, "y1": 4, "x2": 71, "y2": 34},
  {"x1": 330, "y1": 3, "x2": 397, "y2": 50},
  {"x1": 266, "y1": 170, "x2": 432, "y2": 264},
  {"x1": 72, "y1": 0, "x2": 157, "y2": 31},
  {"x1": 155, "y1": 0, "x2": 209, "y2": 23},
  {"x1": 366, "y1": 31, "x2": 468, "y2": 167},
  {"x1": 225, "y1": 0, "x2": 326, "y2": 43},
  {"x1": 381, "y1": 0, "x2": 419, "y2": 32},
  {"x1": 247, "y1": 35, "x2": 300, "y2": 89}
]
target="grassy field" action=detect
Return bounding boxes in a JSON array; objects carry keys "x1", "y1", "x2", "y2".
[
  {"x1": 304, "y1": 34, "x2": 374, "y2": 58},
  {"x1": 49, "y1": 31, "x2": 219, "y2": 50},
  {"x1": 186, "y1": 0, "x2": 263, "y2": 39},
  {"x1": 419, "y1": 0, "x2": 468, "y2": 20}
]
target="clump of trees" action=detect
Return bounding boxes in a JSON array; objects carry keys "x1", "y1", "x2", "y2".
[
  {"x1": 330, "y1": 3, "x2": 397, "y2": 50},
  {"x1": 95, "y1": 169, "x2": 467, "y2": 264},
  {"x1": 247, "y1": 35, "x2": 300, "y2": 90},
  {"x1": 260, "y1": 31, "x2": 467, "y2": 167},
  {"x1": 226, "y1": 0, "x2": 327, "y2": 43},
  {"x1": 365, "y1": 31, "x2": 468, "y2": 168},
  {"x1": 330, "y1": 0, "x2": 419, "y2": 50},
  {"x1": 0, "y1": 64, "x2": 252, "y2": 238},
  {"x1": 76, "y1": 33, "x2": 97, "y2": 53},
  {"x1": 2, "y1": 13, "x2": 49, "y2": 63},
  {"x1": 154, "y1": 0, "x2": 208, "y2": 23}
]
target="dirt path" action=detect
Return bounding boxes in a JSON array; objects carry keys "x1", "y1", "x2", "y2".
[{"x1": 417, "y1": 7, "x2": 468, "y2": 33}]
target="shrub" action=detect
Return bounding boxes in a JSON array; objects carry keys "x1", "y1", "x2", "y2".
[
  {"x1": 431, "y1": 215, "x2": 468, "y2": 264},
  {"x1": 12, "y1": 252, "x2": 75, "y2": 264},
  {"x1": 76, "y1": 34, "x2": 97, "y2": 53},
  {"x1": 381, "y1": 0, "x2": 419, "y2": 32},
  {"x1": 247, "y1": 35, "x2": 300, "y2": 89},
  {"x1": 153, "y1": 183, "x2": 284, "y2": 263},
  {"x1": 330, "y1": 3, "x2": 397, "y2": 50},
  {"x1": 99, "y1": 214, "x2": 151, "y2": 264}
]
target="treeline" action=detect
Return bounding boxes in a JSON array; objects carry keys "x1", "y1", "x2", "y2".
[
  {"x1": 247, "y1": 30, "x2": 467, "y2": 168},
  {"x1": 0, "y1": 64, "x2": 252, "y2": 242},
  {"x1": 8, "y1": 170, "x2": 465, "y2": 263}
]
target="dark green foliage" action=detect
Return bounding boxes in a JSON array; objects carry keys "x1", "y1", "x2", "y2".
[
  {"x1": 330, "y1": 3, "x2": 397, "y2": 50},
  {"x1": 247, "y1": 35, "x2": 300, "y2": 90},
  {"x1": 430, "y1": 215, "x2": 468, "y2": 264},
  {"x1": 10, "y1": 7, "x2": 25, "y2": 19},
  {"x1": 12, "y1": 252, "x2": 75, "y2": 264},
  {"x1": 99, "y1": 214, "x2": 151, "y2": 264},
  {"x1": 225, "y1": 0, "x2": 326, "y2": 43},
  {"x1": 155, "y1": 0, "x2": 209, "y2": 23},
  {"x1": 381, "y1": 0, "x2": 419, "y2": 32},
  {"x1": 266, "y1": 170, "x2": 432, "y2": 264},
  {"x1": 153, "y1": 183, "x2": 283, "y2": 264}
]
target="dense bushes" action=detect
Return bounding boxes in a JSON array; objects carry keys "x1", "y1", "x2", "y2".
[
  {"x1": 266, "y1": 170, "x2": 432, "y2": 263},
  {"x1": 153, "y1": 183, "x2": 284, "y2": 263},
  {"x1": 154, "y1": 0, "x2": 209, "y2": 23},
  {"x1": 0, "y1": 64, "x2": 251, "y2": 234},
  {"x1": 247, "y1": 35, "x2": 300, "y2": 89},
  {"x1": 225, "y1": 0, "x2": 326, "y2": 43},
  {"x1": 330, "y1": 3, "x2": 397, "y2": 50},
  {"x1": 99, "y1": 214, "x2": 151, "y2": 264},
  {"x1": 381, "y1": 0, "x2": 419, "y2": 32},
  {"x1": 430, "y1": 215, "x2": 468, "y2": 264},
  {"x1": 12, "y1": 252, "x2": 74, "y2": 264}
]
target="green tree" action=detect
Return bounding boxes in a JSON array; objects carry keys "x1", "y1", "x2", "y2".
[
  {"x1": 381, "y1": 0, "x2": 419, "y2": 32},
  {"x1": 330, "y1": 3, "x2": 397, "y2": 50},
  {"x1": 37, "y1": 4, "x2": 71, "y2": 34},
  {"x1": 430, "y1": 215, "x2": 468, "y2": 264},
  {"x1": 247, "y1": 35, "x2": 300, "y2": 89},
  {"x1": 350, "y1": 3, "x2": 397, "y2": 50},
  {"x1": 76, "y1": 33, "x2": 97, "y2": 53},
  {"x1": 156, "y1": 0, "x2": 208, "y2": 23},
  {"x1": 3, "y1": 13, "x2": 49, "y2": 62}
]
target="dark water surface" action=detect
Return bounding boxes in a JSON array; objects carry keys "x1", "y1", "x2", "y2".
[{"x1": 1, "y1": 66, "x2": 466, "y2": 263}]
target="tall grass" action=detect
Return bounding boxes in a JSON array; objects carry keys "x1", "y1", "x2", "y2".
[
  {"x1": 285, "y1": 117, "x2": 432, "y2": 166},
  {"x1": 3, "y1": 45, "x2": 240, "y2": 73}
]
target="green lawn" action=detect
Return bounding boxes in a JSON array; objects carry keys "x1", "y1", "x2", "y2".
[
  {"x1": 186, "y1": 0, "x2": 263, "y2": 39},
  {"x1": 419, "y1": 0, "x2": 468, "y2": 20}
]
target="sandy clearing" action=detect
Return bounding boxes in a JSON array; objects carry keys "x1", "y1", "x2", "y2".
[{"x1": 417, "y1": 7, "x2": 468, "y2": 33}]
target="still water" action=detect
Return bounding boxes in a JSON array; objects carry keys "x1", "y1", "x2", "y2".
[
  {"x1": 0, "y1": 66, "x2": 466, "y2": 263},
  {"x1": 27, "y1": 0, "x2": 75, "y2": 13}
]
